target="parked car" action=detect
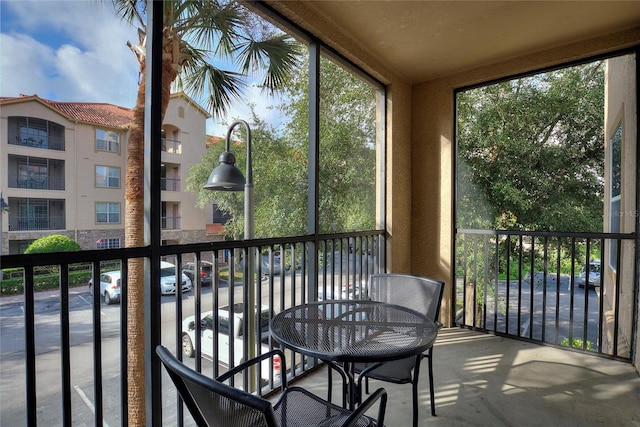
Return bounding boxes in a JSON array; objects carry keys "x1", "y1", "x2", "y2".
[
  {"x1": 317, "y1": 280, "x2": 367, "y2": 301},
  {"x1": 181, "y1": 304, "x2": 280, "y2": 381},
  {"x1": 160, "y1": 261, "x2": 192, "y2": 295},
  {"x1": 88, "y1": 271, "x2": 121, "y2": 305},
  {"x1": 577, "y1": 259, "x2": 601, "y2": 288},
  {"x1": 239, "y1": 253, "x2": 282, "y2": 276},
  {"x1": 89, "y1": 261, "x2": 192, "y2": 302},
  {"x1": 321, "y1": 251, "x2": 374, "y2": 275},
  {"x1": 182, "y1": 261, "x2": 213, "y2": 287}
]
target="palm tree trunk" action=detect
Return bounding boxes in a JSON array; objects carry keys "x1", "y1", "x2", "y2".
[{"x1": 126, "y1": 51, "x2": 177, "y2": 426}]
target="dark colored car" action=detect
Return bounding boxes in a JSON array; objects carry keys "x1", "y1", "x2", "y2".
[{"x1": 182, "y1": 261, "x2": 213, "y2": 287}]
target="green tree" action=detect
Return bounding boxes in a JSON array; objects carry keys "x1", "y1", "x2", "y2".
[
  {"x1": 113, "y1": 1, "x2": 298, "y2": 423},
  {"x1": 457, "y1": 61, "x2": 605, "y2": 232},
  {"x1": 456, "y1": 61, "x2": 605, "y2": 310},
  {"x1": 188, "y1": 56, "x2": 377, "y2": 238},
  {"x1": 283, "y1": 56, "x2": 377, "y2": 234},
  {"x1": 188, "y1": 109, "x2": 308, "y2": 239},
  {"x1": 24, "y1": 235, "x2": 81, "y2": 254}
]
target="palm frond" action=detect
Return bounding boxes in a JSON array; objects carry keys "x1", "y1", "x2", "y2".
[
  {"x1": 112, "y1": 0, "x2": 146, "y2": 28},
  {"x1": 182, "y1": 62, "x2": 246, "y2": 118},
  {"x1": 172, "y1": 0, "x2": 242, "y2": 56},
  {"x1": 234, "y1": 35, "x2": 301, "y2": 92}
]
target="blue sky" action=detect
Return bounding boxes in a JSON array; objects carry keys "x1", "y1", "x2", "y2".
[{"x1": 0, "y1": 0, "x2": 276, "y2": 137}]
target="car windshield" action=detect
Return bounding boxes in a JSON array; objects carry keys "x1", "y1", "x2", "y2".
[
  {"x1": 589, "y1": 264, "x2": 600, "y2": 273},
  {"x1": 160, "y1": 266, "x2": 176, "y2": 277}
]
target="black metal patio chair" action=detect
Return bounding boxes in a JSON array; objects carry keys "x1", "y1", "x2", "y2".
[
  {"x1": 327, "y1": 274, "x2": 444, "y2": 427},
  {"x1": 156, "y1": 345, "x2": 387, "y2": 427}
]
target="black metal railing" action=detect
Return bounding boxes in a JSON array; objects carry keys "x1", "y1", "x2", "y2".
[
  {"x1": 0, "y1": 230, "x2": 384, "y2": 426},
  {"x1": 160, "y1": 177, "x2": 181, "y2": 191},
  {"x1": 8, "y1": 174, "x2": 65, "y2": 190},
  {"x1": 8, "y1": 215, "x2": 65, "y2": 231},
  {"x1": 11, "y1": 135, "x2": 65, "y2": 151},
  {"x1": 161, "y1": 216, "x2": 181, "y2": 230},
  {"x1": 455, "y1": 229, "x2": 635, "y2": 360},
  {"x1": 161, "y1": 138, "x2": 182, "y2": 154}
]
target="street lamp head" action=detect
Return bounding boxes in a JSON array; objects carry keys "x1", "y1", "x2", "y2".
[
  {"x1": 203, "y1": 151, "x2": 245, "y2": 191},
  {"x1": 203, "y1": 119, "x2": 253, "y2": 193}
]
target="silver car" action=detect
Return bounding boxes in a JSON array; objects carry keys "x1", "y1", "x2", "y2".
[{"x1": 577, "y1": 260, "x2": 601, "y2": 288}]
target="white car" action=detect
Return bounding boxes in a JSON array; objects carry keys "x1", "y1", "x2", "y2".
[
  {"x1": 578, "y1": 259, "x2": 601, "y2": 288},
  {"x1": 88, "y1": 261, "x2": 191, "y2": 303},
  {"x1": 159, "y1": 261, "x2": 192, "y2": 295},
  {"x1": 88, "y1": 271, "x2": 121, "y2": 305},
  {"x1": 181, "y1": 304, "x2": 280, "y2": 381}
]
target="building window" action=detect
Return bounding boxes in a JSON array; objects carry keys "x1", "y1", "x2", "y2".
[
  {"x1": 97, "y1": 238, "x2": 120, "y2": 249},
  {"x1": 609, "y1": 121, "x2": 622, "y2": 271},
  {"x1": 96, "y1": 166, "x2": 121, "y2": 188},
  {"x1": 18, "y1": 117, "x2": 48, "y2": 148},
  {"x1": 96, "y1": 129, "x2": 121, "y2": 153},
  {"x1": 96, "y1": 202, "x2": 120, "y2": 224}
]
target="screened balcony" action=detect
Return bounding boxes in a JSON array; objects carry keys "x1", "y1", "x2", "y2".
[{"x1": 0, "y1": 1, "x2": 638, "y2": 426}]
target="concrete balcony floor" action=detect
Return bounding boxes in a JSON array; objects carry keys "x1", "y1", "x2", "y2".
[{"x1": 286, "y1": 328, "x2": 640, "y2": 426}]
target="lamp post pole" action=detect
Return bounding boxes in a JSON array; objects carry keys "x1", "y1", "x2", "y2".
[
  {"x1": 204, "y1": 120, "x2": 257, "y2": 388},
  {"x1": 0, "y1": 191, "x2": 6, "y2": 281}
]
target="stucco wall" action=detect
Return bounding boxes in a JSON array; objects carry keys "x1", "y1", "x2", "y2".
[{"x1": 604, "y1": 54, "x2": 638, "y2": 365}]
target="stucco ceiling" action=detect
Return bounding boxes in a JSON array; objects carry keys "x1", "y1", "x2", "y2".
[{"x1": 292, "y1": 1, "x2": 640, "y2": 83}]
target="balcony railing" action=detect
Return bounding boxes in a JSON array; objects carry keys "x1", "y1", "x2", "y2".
[
  {"x1": 161, "y1": 138, "x2": 181, "y2": 154},
  {"x1": 160, "y1": 177, "x2": 181, "y2": 191},
  {"x1": 0, "y1": 231, "x2": 383, "y2": 426},
  {"x1": 161, "y1": 216, "x2": 181, "y2": 230},
  {"x1": 455, "y1": 229, "x2": 635, "y2": 360},
  {"x1": 8, "y1": 215, "x2": 65, "y2": 231},
  {"x1": 8, "y1": 175, "x2": 65, "y2": 191},
  {"x1": 11, "y1": 135, "x2": 65, "y2": 151}
]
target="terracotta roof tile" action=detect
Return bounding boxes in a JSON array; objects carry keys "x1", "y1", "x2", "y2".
[{"x1": 0, "y1": 94, "x2": 132, "y2": 129}]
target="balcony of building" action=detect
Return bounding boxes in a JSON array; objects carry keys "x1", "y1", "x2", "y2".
[
  {"x1": 0, "y1": 231, "x2": 637, "y2": 425},
  {"x1": 161, "y1": 163, "x2": 181, "y2": 191},
  {"x1": 0, "y1": 1, "x2": 638, "y2": 426},
  {"x1": 6, "y1": 198, "x2": 65, "y2": 231},
  {"x1": 7, "y1": 156, "x2": 65, "y2": 191},
  {"x1": 161, "y1": 137, "x2": 182, "y2": 155},
  {"x1": 7, "y1": 117, "x2": 65, "y2": 151}
]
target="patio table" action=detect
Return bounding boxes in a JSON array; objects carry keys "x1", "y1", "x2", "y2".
[{"x1": 270, "y1": 300, "x2": 438, "y2": 409}]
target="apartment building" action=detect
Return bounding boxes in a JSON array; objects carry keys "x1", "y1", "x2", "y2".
[{"x1": 0, "y1": 92, "x2": 216, "y2": 254}]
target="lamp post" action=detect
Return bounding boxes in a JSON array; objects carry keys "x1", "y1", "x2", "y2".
[
  {"x1": 203, "y1": 120, "x2": 257, "y2": 388},
  {"x1": 0, "y1": 191, "x2": 8, "y2": 281}
]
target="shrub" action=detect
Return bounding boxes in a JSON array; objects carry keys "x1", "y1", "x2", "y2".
[
  {"x1": 560, "y1": 337, "x2": 594, "y2": 351},
  {"x1": 24, "y1": 235, "x2": 81, "y2": 254}
]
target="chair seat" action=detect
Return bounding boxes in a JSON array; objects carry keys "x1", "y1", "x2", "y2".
[
  {"x1": 275, "y1": 386, "x2": 379, "y2": 427},
  {"x1": 355, "y1": 356, "x2": 419, "y2": 384}
]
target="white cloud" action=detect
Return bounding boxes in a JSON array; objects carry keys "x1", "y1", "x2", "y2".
[
  {"x1": 1, "y1": 0, "x2": 140, "y2": 107},
  {"x1": 0, "y1": 33, "x2": 57, "y2": 98},
  {"x1": 1, "y1": 0, "x2": 287, "y2": 135}
]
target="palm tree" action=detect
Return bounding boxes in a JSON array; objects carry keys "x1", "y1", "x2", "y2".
[{"x1": 112, "y1": 1, "x2": 298, "y2": 424}]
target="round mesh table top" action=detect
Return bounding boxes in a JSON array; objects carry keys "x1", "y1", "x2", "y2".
[{"x1": 270, "y1": 300, "x2": 438, "y2": 363}]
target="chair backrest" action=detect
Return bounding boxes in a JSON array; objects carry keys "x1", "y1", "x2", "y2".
[
  {"x1": 368, "y1": 274, "x2": 444, "y2": 322},
  {"x1": 156, "y1": 345, "x2": 276, "y2": 427}
]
